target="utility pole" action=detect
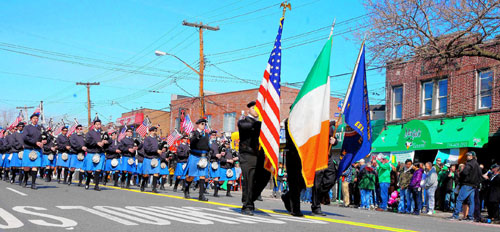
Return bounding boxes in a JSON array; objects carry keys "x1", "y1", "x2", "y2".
[
  {"x1": 182, "y1": 20, "x2": 219, "y2": 118},
  {"x1": 76, "y1": 82, "x2": 100, "y2": 126},
  {"x1": 16, "y1": 105, "x2": 34, "y2": 120}
]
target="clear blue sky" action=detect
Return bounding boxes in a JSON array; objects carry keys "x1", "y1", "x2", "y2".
[{"x1": 0, "y1": 0, "x2": 386, "y2": 127}]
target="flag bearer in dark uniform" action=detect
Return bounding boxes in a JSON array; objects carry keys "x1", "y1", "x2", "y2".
[
  {"x1": 41, "y1": 129, "x2": 57, "y2": 182},
  {"x1": 55, "y1": 126, "x2": 70, "y2": 183},
  {"x1": 310, "y1": 122, "x2": 338, "y2": 216},
  {"x1": 118, "y1": 128, "x2": 136, "y2": 188},
  {"x1": 104, "y1": 131, "x2": 121, "y2": 186},
  {"x1": 159, "y1": 141, "x2": 170, "y2": 191},
  {"x1": 83, "y1": 119, "x2": 107, "y2": 191},
  {"x1": 209, "y1": 131, "x2": 222, "y2": 197},
  {"x1": 237, "y1": 101, "x2": 271, "y2": 215},
  {"x1": 173, "y1": 136, "x2": 189, "y2": 192},
  {"x1": 68, "y1": 125, "x2": 86, "y2": 186},
  {"x1": 183, "y1": 119, "x2": 210, "y2": 201},
  {"x1": 9, "y1": 123, "x2": 25, "y2": 184},
  {"x1": 142, "y1": 126, "x2": 162, "y2": 193},
  {"x1": 219, "y1": 141, "x2": 238, "y2": 197},
  {"x1": 21, "y1": 113, "x2": 43, "y2": 189}
]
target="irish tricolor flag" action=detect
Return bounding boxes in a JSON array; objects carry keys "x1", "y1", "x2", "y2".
[{"x1": 288, "y1": 35, "x2": 332, "y2": 187}]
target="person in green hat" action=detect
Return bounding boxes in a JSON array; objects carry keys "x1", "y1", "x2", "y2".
[{"x1": 375, "y1": 155, "x2": 395, "y2": 211}]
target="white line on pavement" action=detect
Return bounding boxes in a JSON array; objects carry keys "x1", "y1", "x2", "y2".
[{"x1": 6, "y1": 187, "x2": 27, "y2": 196}]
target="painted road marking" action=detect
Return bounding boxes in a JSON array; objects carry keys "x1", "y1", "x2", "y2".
[
  {"x1": 6, "y1": 187, "x2": 27, "y2": 196},
  {"x1": 94, "y1": 183, "x2": 418, "y2": 232}
]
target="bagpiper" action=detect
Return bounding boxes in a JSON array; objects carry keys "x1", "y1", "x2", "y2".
[
  {"x1": 83, "y1": 118, "x2": 107, "y2": 191},
  {"x1": 103, "y1": 131, "x2": 120, "y2": 186},
  {"x1": 183, "y1": 118, "x2": 210, "y2": 201},
  {"x1": 141, "y1": 126, "x2": 162, "y2": 193},
  {"x1": 118, "y1": 128, "x2": 136, "y2": 189},
  {"x1": 172, "y1": 135, "x2": 189, "y2": 192},
  {"x1": 21, "y1": 113, "x2": 43, "y2": 189}
]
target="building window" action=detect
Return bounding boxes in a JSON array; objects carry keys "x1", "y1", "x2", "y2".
[
  {"x1": 420, "y1": 78, "x2": 448, "y2": 116},
  {"x1": 175, "y1": 117, "x2": 180, "y2": 130},
  {"x1": 205, "y1": 115, "x2": 212, "y2": 127},
  {"x1": 422, "y1": 81, "x2": 433, "y2": 116},
  {"x1": 392, "y1": 86, "x2": 403, "y2": 120},
  {"x1": 478, "y1": 69, "x2": 493, "y2": 109},
  {"x1": 223, "y1": 112, "x2": 236, "y2": 132},
  {"x1": 437, "y1": 79, "x2": 448, "y2": 114}
]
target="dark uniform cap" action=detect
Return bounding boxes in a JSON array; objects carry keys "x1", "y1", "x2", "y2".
[
  {"x1": 76, "y1": 124, "x2": 83, "y2": 128},
  {"x1": 195, "y1": 118, "x2": 207, "y2": 124},
  {"x1": 247, "y1": 101, "x2": 256, "y2": 108},
  {"x1": 466, "y1": 151, "x2": 477, "y2": 157},
  {"x1": 30, "y1": 113, "x2": 40, "y2": 119},
  {"x1": 149, "y1": 126, "x2": 157, "y2": 132},
  {"x1": 93, "y1": 119, "x2": 101, "y2": 124},
  {"x1": 17, "y1": 122, "x2": 25, "y2": 127},
  {"x1": 210, "y1": 130, "x2": 217, "y2": 135}
]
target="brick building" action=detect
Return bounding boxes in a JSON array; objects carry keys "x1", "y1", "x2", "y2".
[
  {"x1": 374, "y1": 38, "x2": 500, "y2": 165},
  {"x1": 169, "y1": 86, "x2": 342, "y2": 134}
]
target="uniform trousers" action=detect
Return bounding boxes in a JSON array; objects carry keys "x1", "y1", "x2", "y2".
[{"x1": 240, "y1": 152, "x2": 270, "y2": 211}]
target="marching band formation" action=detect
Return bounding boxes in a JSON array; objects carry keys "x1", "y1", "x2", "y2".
[{"x1": 0, "y1": 112, "x2": 241, "y2": 200}]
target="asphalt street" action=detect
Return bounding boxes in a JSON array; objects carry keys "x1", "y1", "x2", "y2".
[{"x1": 0, "y1": 179, "x2": 499, "y2": 232}]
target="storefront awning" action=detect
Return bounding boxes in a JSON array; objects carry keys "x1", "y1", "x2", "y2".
[{"x1": 372, "y1": 115, "x2": 489, "y2": 152}]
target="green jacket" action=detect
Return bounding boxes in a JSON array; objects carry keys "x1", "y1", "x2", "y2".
[
  {"x1": 358, "y1": 166, "x2": 376, "y2": 190},
  {"x1": 376, "y1": 160, "x2": 392, "y2": 183}
]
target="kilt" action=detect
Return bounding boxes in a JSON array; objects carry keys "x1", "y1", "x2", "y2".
[
  {"x1": 56, "y1": 153, "x2": 71, "y2": 168},
  {"x1": 104, "y1": 158, "x2": 121, "y2": 172},
  {"x1": 159, "y1": 162, "x2": 169, "y2": 175},
  {"x1": 22, "y1": 148, "x2": 42, "y2": 168},
  {"x1": 0, "y1": 153, "x2": 4, "y2": 167},
  {"x1": 10, "y1": 152, "x2": 22, "y2": 168},
  {"x1": 219, "y1": 167, "x2": 236, "y2": 181},
  {"x1": 41, "y1": 154, "x2": 57, "y2": 167},
  {"x1": 136, "y1": 162, "x2": 143, "y2": 175},
  {"x1": 142, "y1": 158, "x2": 160, "y2": 175},
  {"x1": 69, "y1": 154, "x2": 84, "y2": 169},
  {"x1": 209, "y1": 161, "x2": 220, "y2": 178},
  {"x1": 120, "y1": 156, "x2": 136, "y2": 173},
  {"x1": 83, "y1": 153, "x2": 105, "y2": 171},
  {"x1": 184, "y1": 154, "x2": 209, "y2": 177},
  {"x1": 174, "y1": 162, "x2": 187, "y2": 179}
]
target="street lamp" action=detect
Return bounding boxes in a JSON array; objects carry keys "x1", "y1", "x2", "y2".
[{"x1": 155, "y1": 50, "x2": 205, "y2": 118}]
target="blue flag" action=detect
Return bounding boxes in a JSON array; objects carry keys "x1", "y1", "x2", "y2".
[{"x1": 338, "y1": 44, "x2": 372, "y2": 176}]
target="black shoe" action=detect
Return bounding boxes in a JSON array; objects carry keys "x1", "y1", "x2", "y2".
[
  {"x1": 256, "y1": 196, "x2": 263, "y2": 201},
  {"x1": 281, "y1": 194, "x2": 291, "y2": 212},
  {"x1": 67, "y1": 181, "x2": 72, "y2": 186},
  {"x1": 94, "y1": 185, "x2": 101, "y2": 191},
  {"x1": 213, "y1": 193, "x2": 219, "y2": 197},
  {"x1": 184, "y1": 192, "x2": 190, "y2": 199},
  {"x1": 311, "y1": 210, "x2": 326, "y2": 216},
  {"x1": 57, "y1": 179, "x2": 61, "y2": 184},
  {"x1": 226, "y1": 192, "x2": 232, "y2": 197},
  {"x1": 85, "y1": 185, "x2": 90, "y2": 190},
  {"x1": 241, "y1": 208, "x2": 254, "y2": 216},
  {"x1": 198, "y1": 195, "x2": 208, "y2": 201},
  {"x1": 291, "y1": 211, "x2": 304, "y2": 217},
  {"x1": 160, "y1": 185, "x2": 165, "y2": 191},
  {"x1": 77, "y1": 182, "x2": 82, "y2": 187},
  {"x1": 10, "y1": 179, "x2": 14, "y2": 184},
  {"x1": 31, "y1": 183, "x2": 37, "y2": 190},
  {"x1": 173, "y1": 188, "x2": 177, "y2": 192},
  {"x1": 63, "y1": 181, "x2": 67, "y2": 185},
  {"x1": 21, "y1": 181, "x2": 27, "y2": 188},
  {"x1": 152, "y1": 188, "x2": 159, "y2": 193}
]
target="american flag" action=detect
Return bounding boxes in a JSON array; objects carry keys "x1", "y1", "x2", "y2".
[
  {"x1": 167, "y1": 130, "x2": 182, "y2": 147},
  {"x1": 67, "y1": 119, "x2": 79, "y2": 137},
  {"x1": 53, "y1": 123, "x2": 63, "y2": 136},
  {"x1": 255, "y1": 17, "x2": 285, "y2": 179},
  {"x1": 8, "y1": 111, "x2": 23, "y2": 130},
  {"x1": 136, "y1": 116, "x2": 151, "y2": 137},
  {"x1": 181, "y1": 114, "x2": 194, "y2": 134},
  {"x1": 118, "y1": 126, "x2": 127, "y2": 141}
]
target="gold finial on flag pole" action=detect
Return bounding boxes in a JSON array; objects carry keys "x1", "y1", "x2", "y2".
[{"x1": 280, "y1": 1, "x2": 291, "y2": 17}]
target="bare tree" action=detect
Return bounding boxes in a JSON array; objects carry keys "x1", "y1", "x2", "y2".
[{"x1": 363, "y1": 0, "x2": 500, "y2": 65}]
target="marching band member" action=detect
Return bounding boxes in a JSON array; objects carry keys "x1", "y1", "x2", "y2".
[
  {"x1": 118, "y1": 128, "x2": 136, "y2": 189},
  {"x1": 142, "y1": 127, "x2": 162, "y2": 193},
  {"x1": 219, "y1": 141, "x2": 238, "y2": 197},
  {"x1": 55, "y1": 126, "x2": 71, "y2": 184},
  {"x1": 41, "y1": 128, "x2": 57, "y2": 182},
  {"x1": 158, "y1": 141, "x2": 170, "y2": 191},
  {"x1": 83, "y1": 118, "x2": 107, "y2": 191},
  {"x1": 0, "y1": 130, "x2": 9, "y2": 181},
  {"x1": 21, "y1": 113, "x2": 43, "y2": 189},
  {"x1": 9, "y1": 123, "x2": 25, "y2": 184},
  {"x1": 183, "y1": 119, "x2": 210, "y2": 201},
  {"x1": 173, "y1": 136, "x2": 189, "y2": 192},
  {"x1": 104, "y1": 131, "x2": 121, "y2": 186},
  {"x1": 69, "y1": 125, "x2": 86, "y2": 186},
  {"x1": 208, "y1": 131, "x2": 222, "y2": 197}
]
